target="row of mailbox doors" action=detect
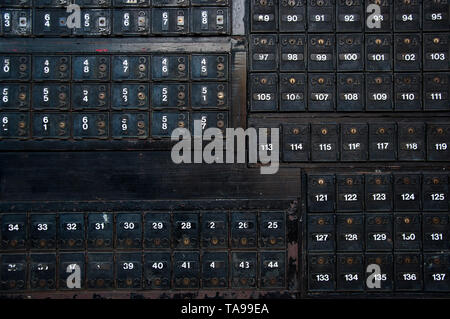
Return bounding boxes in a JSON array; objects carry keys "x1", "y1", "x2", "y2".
[
  {"x1": 308, "y1": 252, "x2": 450, "y2": 292},
  {"x1": 0, "y1": 251, "x2": 286, "y2": 291},
  {"x1": 0, "y1": 7, "x2": 230, "y2": 36},
  {"x1": 0, "y1": 211, "x2": 287, "y2": 250},
  {"x1": 282, "y1": 122, "x2": 450, "y2": 162},
  {"x1": 306, "y1": 173, "x2": 450, "y2": 212}
]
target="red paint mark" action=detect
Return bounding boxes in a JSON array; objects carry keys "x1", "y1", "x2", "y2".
[
  {"x1": 12, "y1": 49, "x2": 17, "y2": 52},
  {"x1": 95, "y1": 49, "x2": 108, "y2": 52}
]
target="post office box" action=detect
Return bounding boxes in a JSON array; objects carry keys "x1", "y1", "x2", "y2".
[
  {"x1": 144, "y1": 212, "x2": 171, "y2": 249},
  {"x1": 279, "y1": 73, "x2": 306, "y2": 112},
  {"x1": 259, "y1": 251, "x2": 286, "y2": 289},
  {"x1": 311, "y1": 124, "x2": 339, "y2": 161},
  {"x1": 172, "y1": 212, "x2": 199, "y2": 249},
  {"x1": 308, "y1": 0, "x2": 335, "y2": 32},
  {"x1": 250, "y1": 73, "x2": 278, "y2": 112},
  {"x1": 1, "y1": 213, "x2": 27, "y2": 249},
  {"x1": 73, "y1": 0, "x2": 111, "y2": 6},
  {"x1": 58, "y1": 213, "x2": 85, "y2": 250},
  {"x1": 191, "y1": 54, "x2": 228, "y2": 81},
  {"x1": 29, "y1": 253, "x2": 56, "y2": 290},
  {"x1": 336, "y1": 0, "x2": 363, "y2": 31},
  {"x1": 397, "y1": 122, "x2": 426, "y2": 160},
  {"x1": 0, "y1": 112, "x2": 29, "y2": 139},
  {"x1": 230, "y1": 212, "x2": 257, "y2": 249},
  {"x1": 394, "y1": 213, "x2": 421, "y2": 251},
  {"x1": 365, "y1": 0, "x2": 393, "y2": 32},
  {"x1": 32, "y1": 84, "x2": 69, "y2": 110},
  {"x1": 427, "y1": 124, "x2": 450, "y2": 161},
  {"x1": 279, "y1": 35, "x2": 306, "y2": 71},
  {"x1": 0, "y1": 254, "x2": 27, "y2": 291},
  {"x1": 423, "y1": 0, "x2": 449, "y2": 31},
  {"x1": 201, "y1": 251, "x2": 228, "y2": 288},
  {"x1": 231, "y1": 252, "x2": 257, "y2": 288},
  {"x1": 58, "y1": 252, "x2": 85, "y2": 290},
  {"x1": 282, "y1": 124, "x2": 310, "y2": 162},
  {"x1": 251, "y1": 0, "x2": 278, "y2": 32},
  {"x1": 190, "y1": 111, "x2": 227, "y2": 135},
  {"x1": 173, "y1": 251, "x2": 200, "y2": 289},
  {"x1": 73, "y1": 56, "x2": 110, "y2": 81},
  {"x1": 259, "y1": 211, "x2": 285, "y2": 248},
  {"x1": 112, "y1": 84, "x2": 149, "y2": 110},
  {"x1": 0, "y1": 9, "x2": 31, "y2": 36},
  {"x1": 152, "y1": 55, "x2": 189, "y2": 81},
  {"x1": 0, "y1": 56, "x2": 30, "y2": 81},
  {"x1": 336, "y1": 175, "x2": 364, "y2": 212},
  {"x1": 423, "y1": 34, "x2": 450, "y2": 71},
  {"x1": 366, "y1": 35, "x2": 393, "y2": 71},
  {"x1": 308, "y1": 34, "x2": 335, "y2": 71},
  {"x1": 337, "y1": 214, "x2": 364, "y2": 252},
  {"x1": 87, "y1": 212, "x2": 113, "y2": 249},
  {"x1": 394, "y1": 253, "x2": 422, "y2": 291},
  {"x1": 365, "y1": 174, "x2": 393, "y2": 211},
  {"x1": 151, "y1": 111, "x2": 189, "y2": 137},
  {"x1": 116, "y1": 252, "x2": 142, "y2": 289},
  {"x1": 111, "y1": 112, "x2": 149, "y2": 139},
  {"x1": 341, "y1": 123, "x2": 368, "y2": 161},
  {"x1": 308, "y1": 214, "x2": 335, "y2": 252},
  {"x1": 32, "y1": 113, "x2": 70, "y2": 139},
  {"x1": 366, "y1": 214, "x2": 393, "y2": 251},
  {"x1": 336, "y1": 254, "x2": 364, "y2": 291},
  {"x1": 364, "y1": 253, "x2": 393, "y2": 292},
  {"x1": 369, "y1": 124, "x2": 395, "y2": 155},
  {"x1": 72, "y1": 113, "x2": 109, "y2": 139},
  {"x1": 393, "y1": 173, "x2": 421, "y2": 211},
  {"x1": 152, "y1": 0, "x2": 189, "y2": 6},
  {"x1": 250, "y1": 34, "x2": 278, "y2": 72},
  {"x1": 424, "y1": 254, "x2": 450, "y2": 291},
  {"x1": 337, "y1": 34, "x2": 364, "y2": 71},
  {"x1": 394, "y1": 0, "x2": 421, "y2": 31},
  {"x1": 192, "y1": 7, "x2": 229, "y2": 34},
  {"x1": 0, "y1": 83, "x2": 29, "y2": 110},
  {"x1": 144, "y1": 252, "x2": 171, "y2": 289},
  {"x1": 308, "y1": 74, "x2": 335, "y2": 111},
  {"x1": 422, "y1": 174, "x2": 449, "y2": 211},
  {"x1": 423, "y1": 214, "x2": 450, "y2": 251},
  {"x1": 337, "y1": 74, "x2": 364, "y2": 111},
  {"x1": 112, "y1": 56, "x2": 150, "y2": 81},
  {"x1": 152, "y1": 84, "x2": 187, "y2": 111},
  {"x1": 73, "y1": 9, "x2": 111, "y2": 36},
  {"x1": 116, "y1": 212, "x2": 142, "y2": 249},
  {"x1": 34, "y1": 9, "x2": 71, "y2": 36},
  {"x1": 152, "y1": 8, "x2": 189, "y2": 34},
  {"x1": 72, "y1": 84, "x2": 109, "y2": 110},
  {"x1": 113, "y1": 0, "x2": 151, "y2": 6},
  {"x1": 33, "y1": 56, "x2": 70, "y2": 81},
  {"x1": 394, "y1": 34, "x2": 422, "y2": 71},
  {"x1": 308, "y1": 254, "x2": 335, "y2": 291},
  {"x1": 366, "y1": 73, "x2": 393, "y2": 111},
  {"x1": 279, "y1": 0, "x2": 305, "y2": 31},
  {"x1": 424, "y1": 73, "x2": 450, "y2": 111},
  {"x1": 87, "y1": 253, "x2": 114, "y2": 290},
  {"x1": 1, "y1": 0, "x2": 31, "y2": 6},
  {"x1": 191, "y1": 0, "x2": 228, "y2": 5},
  {"x1": 394, "y1": 73, "x2": 422, "y2": 111},
  {"x1": 201, "y1": 212, "x2": 228, "y2": 249},
  {"x1": 30, "y1": 213, "x2": 57, "y2": 249},
  {"x1": 308, "y1": 174, "x2": 336, "y2": 212},
  {"x1": 191, "y1": 83, "x2": 228, "y2": 109},
  {"x1": 113, "y1": 9, "x2": 150, "y2": 36}
]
